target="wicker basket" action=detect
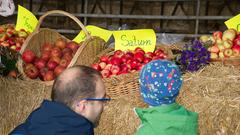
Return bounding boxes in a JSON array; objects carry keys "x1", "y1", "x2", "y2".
[
  {"x1": 17, "y1": 10, "x2": 107, "y2": 86},
  {"x1": 211, "y1": 57, "x2": 240, "y2": 67},
  {"x1": 81, "y1": 44, "x2": 177, "y2": 99}
]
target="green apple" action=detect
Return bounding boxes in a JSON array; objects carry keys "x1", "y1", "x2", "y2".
[
  {"x1": 219, "y1": 51, "x2": 225, "y2": 58},
  {"x1": 217, "y1": 44, "x2": 225, "y2": 51},
  {"x1": 222, "y1": 29, "x2": 237, "y2": 41},
  {"x1": 200, "y1": 35, "x2": 209, "y2": 43},
  {"x1": 223, "y1": 39, "x2": 233, "y2": 49},
  {"x1": 223, "y1": 48, "x2": 233, "y2": 57},
  {"x1": 210, "y1": 53, "x2": 218, "y2": 59}
]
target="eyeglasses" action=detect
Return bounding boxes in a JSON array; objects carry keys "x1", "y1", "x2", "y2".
[{"x1": 82, "y1": 94, "x2": 111, "y2": 103}]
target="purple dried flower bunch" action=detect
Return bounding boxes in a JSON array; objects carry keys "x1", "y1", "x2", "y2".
[{"x1": 179, "y1": 40, "x2": 210, "y2": 72}]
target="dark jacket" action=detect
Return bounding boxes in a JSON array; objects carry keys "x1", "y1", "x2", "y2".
[{"x1": 10, "y1": 100, "x2": 94, "y2": 135}]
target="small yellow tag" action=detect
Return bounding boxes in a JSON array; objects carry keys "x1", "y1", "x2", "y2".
[
  {"x1": 15, "y1": 5, "x2": 38, "y2": 32},
  {"x1": 113, "y1": 29, "x2": 156, "y2": 52},
  {"x1": 225, "y1": 13, "x2": 240, "y2": 31},
  {"x1": 73, "y1": 25, "x2": 112, "y2": 43}
]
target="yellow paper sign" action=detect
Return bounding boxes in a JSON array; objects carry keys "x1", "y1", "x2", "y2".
[
  {"x1": 113, "y1": 29, "x2": 156, "y2": 52},
  {"x1": 225, "y1": 13, "x2": 240, "y2": 31},
  {"x1": 73, "y1": 25, "x2": 112, "y2": 43},
  {"x1": 15, "y1": 5, "x2": 38, "y2": 32}
]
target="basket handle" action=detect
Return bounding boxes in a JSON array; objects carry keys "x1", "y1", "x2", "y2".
[{"x1": 35, "y1": 10, "x2": 90, "y2": 39}]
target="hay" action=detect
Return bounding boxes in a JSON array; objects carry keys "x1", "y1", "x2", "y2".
[
  {"x1": 95, "y1": 96, "x2": 147, "y2": 135},
  {"x1": 0, "y1": 77, "x2": 51, "y2": 135},
  {"x1": 2, "y1": 63, "x2": 240, "y2": 135},
  {"x1": 95, "y1": 63, "x2": 240, "y2": 135},
  {"x1": 177, "y1": 63, "x2": 240, "y2": 135}
]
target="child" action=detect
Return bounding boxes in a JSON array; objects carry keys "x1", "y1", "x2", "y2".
[{"x1": 135, "y1": 60, "x2": 198, "y2": 135}]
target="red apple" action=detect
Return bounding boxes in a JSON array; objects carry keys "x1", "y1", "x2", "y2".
[
  {"x1": 47, "y1": 61, "x2": 58, "y2": 70},
  {"x1": 51, "y1": 47, "x2": 62, "y2": 58},
  {"x1": 136, "y1": 64, "x2": 144, "y2": 71},
  {"x1": 34, "y1": 58, "x2": 46, "y2": 69},
  {"x1": 39, "y1": 68, "x2": 48, "y2": 80},
  {"x1": 109, "y1": 57, "x2": 121, "y2": 66},
  {"x1": 44, "y1": 71, "x2": 55, "y2": 81},
  {"x1": 22, "y1": 50, "x2": 36, "y2": 63},
  {"x1": 55, "y1": 38, "x2": 67, "y2": 49},
  {"x1": 62, "y1": 53, "x2": 73, "y2": 62},
  {"x1": 153, "y1": 56, "x2": 163, "y2": 60},
  {"x1": 62, "y1": 48, "x2": 73, "y2": 55},
  {"x1": 121, "y1": 64, "x2": 130, "y2": 72},
  {"x1": 125, "y1": 52, "x2": 134, "y2": 58},
  {"x1": 0, "y1": 34, "x2": 8, "y2": 42},
  {"x1": 233, "y1": 38, "x2": 240, "y2": 46},
  {"x1": 50, "y1": 56, "x2": 61, "y2": 64},
  {"x1": 25, "y1": 65, "x2": 39, "y2": 79},
  {"x1": 100, "y1": 55, "x2": 109, "y2": 63},
  {"x1": 232, "y1": 45, "x2": 240, "y2": 53},
  {"x1": 233, "y1": 50, "x2": 240, "y2": 57},
  {"x1": 101, "y1": 69, "x2": 111, "y2": 78},
  {"x1": 213, "y1": 31, "x2": 222, "y2": 40},
  {"x1": 16, "y1": 47, "x2": 21, "y2": 52},
  {"x1": 104, "y1": 64, "x2": 113, "y2": 70},
  {"x1": 16, "y1": 42, "x2": 21, "y2": 48},
  {"x1": 114, "y1": 50, "x2": 124, "y2": 58},
  {"x1": 54, "y1": 66, "x2": 66, "y2": 76},
  {"x1": 8, "y1": 70, "x2": 17, "y2": 78},
  {"x1": 210, "y1": 45, "x2": 220, "y2": 53},
  {"x1": 67, "y1": 41, "x2": 79, "y2": 53},
  {"x1": 134, "y1": 47, "x2": 144, "y2": 53},
  {"x1": 1, "y1": 41, "x2": 10, "y2": 47},
  {"x1": 92, "y1": 63, "x2": 101, "y2": 71},
  {"x1": 130, "y1": 59, "x2": 139, "y2": 69},
  {"x1": 117, "y1": 70, "x2": 128, "y2": 75},
  {"x1": 99, "y1": 62, "x2": 107, "y2": 70},
  {"x1": 7, "y1": 38, "x2": 15, "y2": 45},
  {"x1": 120, "y1": 55, "x2": 130, "y2": 63},
  {"x1": 145, "y1": 52, "x2": 155, "y2": 58},
  {"x1": 41, "y1": 51, "x2": 51, "y2": 61},
  {"x1": 134, "y1": 52, "x2": 144, "y2": 62},
  {"x1": 24, "y1": 63, "x2": 34, "y2": 71},
  {"x1": 59, "y1": 58, "x2": 70, "y2": 68},
  {"x1": 110, "y1": 65, "x2": 121, "y2": 75},
  {"x1": 41, "y1": 43, "x2": 53, "y2": 53},
  {"x1": 143, "y1": 57, "x2": 152, "y2": 64}
]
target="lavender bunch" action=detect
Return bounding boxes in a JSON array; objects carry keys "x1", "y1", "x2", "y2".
[{"x1": 176, "y1": 40, "x2": 210, "y2": 72}]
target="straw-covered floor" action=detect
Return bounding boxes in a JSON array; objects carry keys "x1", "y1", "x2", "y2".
[{"x1": 1, "y1": 64, "x2": 240, "y2": 135}]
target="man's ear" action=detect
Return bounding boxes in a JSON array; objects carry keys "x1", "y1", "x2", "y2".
[{"x1": 74, "y1": 100, "x2": 87, "y2": 114}]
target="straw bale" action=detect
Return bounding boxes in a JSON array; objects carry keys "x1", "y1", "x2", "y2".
[
  {"x1": 0, "y1": 77, "x2": 51, "y2": 135},
  {"x1": 95, "y1": 96, "x2": 147, "y2": 135},
  {"x1": 177, "y1": 63, "x2": 240, "y2": 135}
]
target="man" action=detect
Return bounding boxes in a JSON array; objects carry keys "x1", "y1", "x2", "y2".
[{"x1": 10, "y1": 65, "x2": 110, "y2": 135}]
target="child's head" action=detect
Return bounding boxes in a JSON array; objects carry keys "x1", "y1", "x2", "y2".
[{"x1": 139, "y1": 60, "x2": 182, "y2": 106}]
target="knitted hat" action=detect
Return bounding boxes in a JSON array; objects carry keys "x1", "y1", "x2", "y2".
[{"x1": 139, "y1": 60, "x2": 182, "y2": 106}]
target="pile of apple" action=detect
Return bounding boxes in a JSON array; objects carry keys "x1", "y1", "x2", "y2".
[
  {"x1": 91, "y1": 47, "x2": 168, "y2": 78},
  {"x1": 0, "y1": 24, "x2": 29, "y2": 51},
  {"x1": 22, "y1": 38, "x2": 79, "y2": 81},
  {"x1": 200, "y1": 29, "x2": 240, "y2": 59}
]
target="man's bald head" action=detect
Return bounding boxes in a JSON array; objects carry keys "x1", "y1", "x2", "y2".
[{"x1": 51, "y1": 65, "x2": 102, "y2": 108}]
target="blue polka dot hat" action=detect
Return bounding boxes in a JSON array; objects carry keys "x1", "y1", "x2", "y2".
[{"x1": 139, "y1": 60, "x2": 183, "y2": 106}]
